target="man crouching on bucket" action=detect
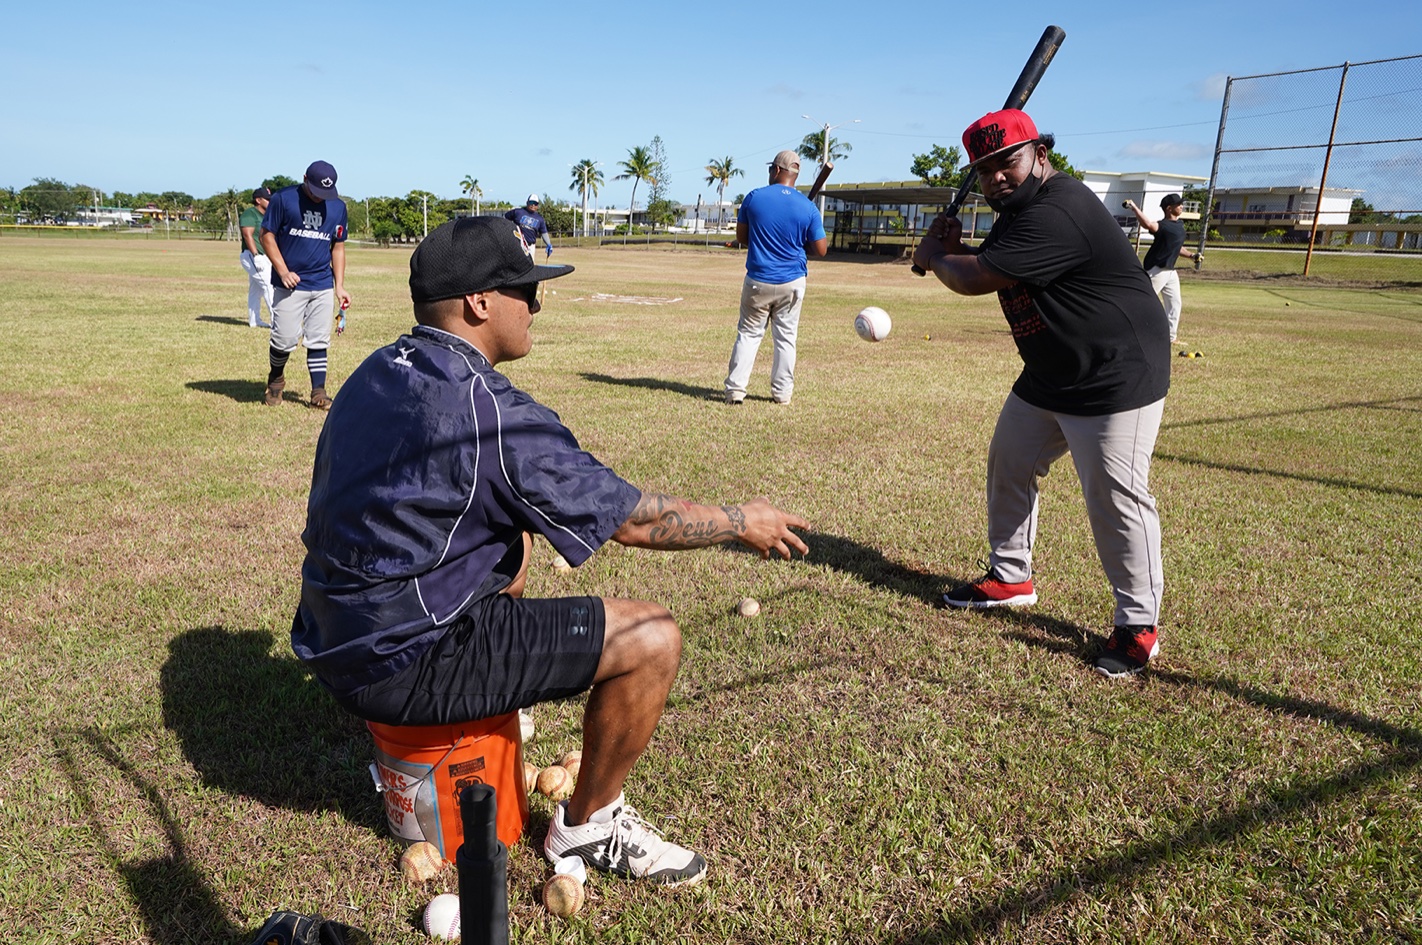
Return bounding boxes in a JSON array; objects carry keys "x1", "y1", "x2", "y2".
[{"x1": 291, "y1": 216, "x2": 809, "y2": 887}]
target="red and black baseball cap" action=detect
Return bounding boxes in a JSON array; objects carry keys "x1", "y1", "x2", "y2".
[
  {"x1": 962, "y1": 109, "x2": 1040, "y2": 166},
  {"x1": 409, "y1": 217, "x2": 574, "y2": 303}
]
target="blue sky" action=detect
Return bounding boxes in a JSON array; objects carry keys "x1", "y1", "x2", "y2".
[{"x1": 3, "y1": 0, "x2": 1419, "y2": 209}]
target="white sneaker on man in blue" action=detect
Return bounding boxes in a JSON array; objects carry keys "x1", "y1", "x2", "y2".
[{"x1": 544, "y1": 793, "x2": 707, "y2": 887}]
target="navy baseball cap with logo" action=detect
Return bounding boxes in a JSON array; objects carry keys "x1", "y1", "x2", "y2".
[
  {"x1": 304, "y1": 160, "x2": 339, "y2": 200},
  {"x1": 409, "y1": 217, "x2": 574, "y2": 303},
  {"x1": 963, "y1": 109, "x2": 1040, "y2": 166}
]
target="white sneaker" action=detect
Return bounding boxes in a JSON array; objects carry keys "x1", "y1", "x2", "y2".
[
  {"x1": 544, "y1": 794, "x2": 707, "y2": 887},
  {"x1": 519, "y1": 708, "x2": 535, "y2": 742}
]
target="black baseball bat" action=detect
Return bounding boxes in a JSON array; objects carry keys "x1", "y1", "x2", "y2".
[
  {"x1": 806, "y1": 161, "x2": 834, "y2": 203},
  {"x1": 912, "y1": 25, "x2": 1067, "y2": 276}
]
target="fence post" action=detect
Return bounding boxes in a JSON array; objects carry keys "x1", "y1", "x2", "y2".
[
  {"x1": 1199, "y1": 76, "x2": 1234, "y2": 265},
  {"x1": 1304, "y1": 63, "x2": 1351, "y2": 277}
]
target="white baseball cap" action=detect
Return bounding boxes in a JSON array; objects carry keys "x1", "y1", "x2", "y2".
[{"x1": 526, "y1": 193, "x2": 540, "y2": 205}]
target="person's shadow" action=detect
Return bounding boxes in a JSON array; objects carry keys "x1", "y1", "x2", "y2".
[
  {"x1": 185, "y1": 380, "x2": 268, "y2": 404},
  {"x1": 160, "y1": 625, "x2": 378, "y2": 822},
  {"x1": 194, "y1": 315, "x2": 248, "y2": 326}
]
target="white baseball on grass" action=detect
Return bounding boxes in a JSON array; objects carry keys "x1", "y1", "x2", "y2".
[
  {"x1": 738, "y1": 597, "x2": 761, "y2": 618},
  {"x1": 854, "y1": 306, "x2": 892, "y2": 342},
  {"x1": 423, "y1": 893, "x2": 461, "y2": 940},
  {"x1": 551, "y1": 554, "x2": 571, "y2": 571}
]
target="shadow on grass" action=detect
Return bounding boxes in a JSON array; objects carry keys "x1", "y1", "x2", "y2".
[
  {"x1": 797, "y1": 531, "x2": 950, "y2": 607},
  {"x1": 1164, "y1": 393, "x2": 1422, "y2": 430},
  {"x1": 58, "y1": 728, "x2": 241, "y2": 945},
  {"x1": 580, "y1": 372, "x2": 723, "y2": 403},
  {"x1": 160, "y1": 625, "x2": 379, "y2": 826},
  {"x1": 185, "y1": 379, "x2": 267, "y2": 404},
  {"x1": 194, "y1": 315, "x2": 248, "y2": 326},
  {"x1": 887, "y1": 627, "x2": 1422, "y2": 944},
  {"x1": 1157, "y1": 450, "x2": 1422, "y2": 501}
]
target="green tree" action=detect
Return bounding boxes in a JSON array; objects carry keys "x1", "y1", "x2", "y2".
[
  {"x1": 539, "y1": 199, "x2": 576, "y2": 237},
  {"x1": 648, "y1": 135, "x2": 670, "y2": 204},
  {"x1": 615, "y1": 145, "x2": 658, "y2": 243},
  {"x1": 397, "y1": 190, "x2": 446, "y2": 240},
  {"x1": 704, "y1": 156, "x2": 743, "y2": 231},
  {"x1": 460, "y1": 175, "x2": 482, "y2": 216},
  {"x1": 1349, "y1": 197, "x2": 1390, "y2": 224},
  {"x1": 21, "y1": 178, "x2": 74, "y2": 222},
  {"x1": 909, "y1": 144, "x2": 967, "y2": 189},
  {"x1": 798, "y1": 131, "x2": 852, "y2": 167},
  {"x1": 568, "y1": 159, "x2": 604, "y2": 236},
  {"x1": 1046, "y1": 148, "x2": 1082, "y2": 181},
  {"x1": 645, "y1": 197, "x2": 679, "y2": 231},
  {"x1": 263, "y1": 174, "x2": 300, "y2": 191}
]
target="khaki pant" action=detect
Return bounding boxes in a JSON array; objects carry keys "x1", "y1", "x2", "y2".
[{"x1": 724, "y1": 275, "x2": 806, "y2": 404}]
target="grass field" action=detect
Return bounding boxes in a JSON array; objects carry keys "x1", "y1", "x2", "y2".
[{"x1": 1, "y1": 237, "x2": 1419, "y2": 944}]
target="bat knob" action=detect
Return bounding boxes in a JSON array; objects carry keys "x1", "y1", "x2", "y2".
[{"x1": 910, "y1": 265, "x2": 926, "y2": 277}]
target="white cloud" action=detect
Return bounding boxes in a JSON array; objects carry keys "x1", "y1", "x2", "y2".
[
  {"x1": 1195, "y1": 73, "x2": 1229, "y2": 102},
  {"x1": 1119, "y1": 141, "x2": 1211, "y2": 161}
]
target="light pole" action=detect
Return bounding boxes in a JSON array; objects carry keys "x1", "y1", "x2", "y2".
[
  {"x1": 801, "y1": 114, "x2": 859, "y2": 213},
  {"x1": 569, "y1": 161, "x2": 602, "y2": 238},
  {"x1": 421, "y1": 193, "x2": 429, "y2": 239}
]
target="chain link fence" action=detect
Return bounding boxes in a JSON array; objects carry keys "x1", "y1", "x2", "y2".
[{"x1": 1200, "y1": 53, "x2": 1422, "y2": 280}]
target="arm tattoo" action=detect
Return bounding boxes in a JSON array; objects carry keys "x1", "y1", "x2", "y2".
[{"x1": 629, "y1": 494, "x2": 747, "y2": 549}]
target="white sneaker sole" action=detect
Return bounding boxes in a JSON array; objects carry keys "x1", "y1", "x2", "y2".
[{"x1": 942, "y1": 592, "x2": 1038, "y2": 609}]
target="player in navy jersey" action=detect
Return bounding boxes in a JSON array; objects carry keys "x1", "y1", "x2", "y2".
[
  {"x1": 504, "y1": 193, "x2": 553, "y2": 258},
  {"x1": 260, "y1": 160, "x2": 349, "y2": 410},
  {"x1": 293, "y1": 217, "x2": 808, "y2": 885}
]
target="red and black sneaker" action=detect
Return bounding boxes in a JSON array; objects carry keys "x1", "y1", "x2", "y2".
[
  {"x1": 942, "y1": 565, "x2": 1037, "y2": 609},
  {"x1": 1094, "y1": 625, "x2": 1159, "y2": 678}
]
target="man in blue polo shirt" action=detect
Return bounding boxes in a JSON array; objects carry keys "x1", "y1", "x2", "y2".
[
  {"x1": 723, "y1": 150, "x2": 828, "y2": 406},
  {"x1": 292, "y1": 216, "x2": 809, "y2": 887},
  {"x1": 260, "y1": 160, "x2": 350, "y2": 410}
]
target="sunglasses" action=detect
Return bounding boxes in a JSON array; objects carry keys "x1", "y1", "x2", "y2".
[{"x1": 502, "y1": 282, "x2": 539, "y2": 307}]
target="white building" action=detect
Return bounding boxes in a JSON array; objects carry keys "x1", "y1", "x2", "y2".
[
  {"x1": 1079, "y1": 170, "x2": 1207, "y2": 228},
  {"x1": 1207, "y1": 185, "x2": 1360, "y2": 241}
]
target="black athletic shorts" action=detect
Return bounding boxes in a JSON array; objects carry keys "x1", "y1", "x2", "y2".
[{"x1": 336, "y1": 593, "x2": 606, "y2": 726}]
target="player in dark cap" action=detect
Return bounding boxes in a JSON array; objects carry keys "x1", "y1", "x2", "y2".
[
  {"x1": 292, "y1": 216, "x2": 809, "y2": 887},
  {"x1": 1124, "y1": 193, "x2": 1200, "y2": 343},
  {"x1": 239, "y1": 187, "x2": 275, "y2": 328}
]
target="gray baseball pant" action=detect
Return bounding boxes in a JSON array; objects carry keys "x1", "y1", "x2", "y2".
[
  {"x1": 1147, "y1": 266, "x2": 1182, "y2": 341},
  {"x1": 724, "y1": 275, "x2": 806, "y2": 404},
  {"x1": 270, "y1": 286, "x2": 334, "y2": 353},
  {"x1": 985, "y1": 392, "x2": 1166, "y2": 627}
]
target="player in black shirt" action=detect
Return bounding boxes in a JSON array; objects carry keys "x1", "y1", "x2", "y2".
[
  {"x1": 912, "y1": 109, "x2": 1171, "y2": 677},
  {"x1": 1126, "y1": 193, "x2": 1200, "y2": 342}
]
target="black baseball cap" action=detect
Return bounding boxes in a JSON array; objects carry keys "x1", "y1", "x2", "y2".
[
  {"x1": 304, "y1": 160, "x2": 339, "y2": 200},
  {"x1": 252, "y1": 187, "x2": 272, "y2": 201},
  {"x1": 1160, "y1": 193, "x2": 1184, "y2": 208},
  {"x1": 409, "y1": 217, "x2": 574, "y2": 303}
]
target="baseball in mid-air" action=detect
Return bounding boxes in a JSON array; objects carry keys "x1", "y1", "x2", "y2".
[
  {"x1": 854, "y1": 306, "x2": 892, "y2": 342},
  {"x1": 423, "y1": 893, "x2": 461, "y2": 940}
]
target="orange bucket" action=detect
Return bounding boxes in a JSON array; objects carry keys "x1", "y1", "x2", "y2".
[{"x1": 367, "y1": 713, "x2": 528, "y2": 856}]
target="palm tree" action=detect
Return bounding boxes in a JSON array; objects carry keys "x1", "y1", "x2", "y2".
[
  {"x1": 459, "y1": 175, "x2": 482, "y2": 217},
  {"x1": 614, "y1": 145, "x2": 658, "y2": 244},
  {"x1": 703, "y1": 156, "x2": 743, "y2": 233},
  {"x1": 568, "y1": 159, "x2": 604, "y2": 237},
  {"x1": 797, "y1": 131, "x2": 853, "y2": 168}
]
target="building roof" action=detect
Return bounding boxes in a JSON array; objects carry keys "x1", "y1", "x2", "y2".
[{"x1": 805, "y1": 180, "x2": 973, "y2": 206}]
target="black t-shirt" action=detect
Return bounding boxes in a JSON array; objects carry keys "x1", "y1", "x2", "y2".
[
  {"x1": 976, "y1": 173, "x2": 1171, "y2": 415},
  {"x1": 1142, "y1": 217, "x2": 1187, "y2": 270}
]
